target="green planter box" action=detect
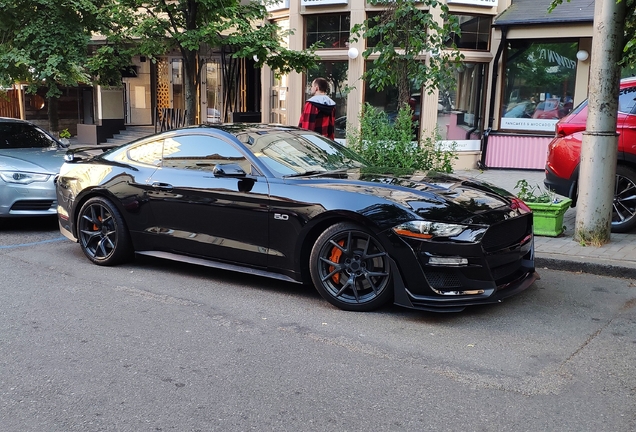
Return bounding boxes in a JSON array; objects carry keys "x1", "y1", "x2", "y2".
[{"x1": 527, "y1": 198, "x2": 572, "y2": 237}]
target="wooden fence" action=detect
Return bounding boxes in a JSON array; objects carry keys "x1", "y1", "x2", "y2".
[
  {"x1": 0, "y1": 89, "x2": 21, "y2": 119},
  {"x1": 158, "y1": 108, "x2": 188, "y2": 131}
]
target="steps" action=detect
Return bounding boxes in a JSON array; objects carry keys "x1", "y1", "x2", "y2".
[{"x1": 104, "y1": 126, "x2": 156, "y2": 145}]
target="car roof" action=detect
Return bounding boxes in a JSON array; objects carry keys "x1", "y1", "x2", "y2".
[{"x1": 191, "y1": 123, "x2": 303, "y2": 134}]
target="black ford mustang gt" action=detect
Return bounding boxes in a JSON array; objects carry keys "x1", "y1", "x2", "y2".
[{"x1": 56, "y1": 124, "x2": 538, "y2": 312}]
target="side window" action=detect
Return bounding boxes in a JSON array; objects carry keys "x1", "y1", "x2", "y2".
[
  {"x1": 619, "y1": 86, "x2": 636, "y2": 114},
  {"x1": 0, "y1": 123, "x2": 55, "y2": 149},
  {"x1": 126, "y1": 140, "x2": 164, "y2": 166},
  {"x1": 161, "y1": 135, "x2": 251, "y2": 173}
]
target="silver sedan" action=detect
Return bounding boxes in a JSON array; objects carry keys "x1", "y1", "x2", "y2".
[{"x1": 0, "y1": 118, "x2": 68, "y2": 218}]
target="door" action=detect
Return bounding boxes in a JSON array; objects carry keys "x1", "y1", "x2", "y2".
[
  {"x1": 202, "y1": 60, "x2": 223, "y2": 123},
  {"x1": 122, "y1": 59, "x2": 152, "y2": 125},
  {"x1": 147, "y1": 133, "x2": 270, "y2": 266}
]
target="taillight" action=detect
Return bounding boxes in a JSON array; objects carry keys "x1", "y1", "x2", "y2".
[
  {"x1": 510, "y1": 197, "x2": 532, "y2": 213},
  {"x1": 554, "y1": 122, "x2": 566, "y2": 138}
]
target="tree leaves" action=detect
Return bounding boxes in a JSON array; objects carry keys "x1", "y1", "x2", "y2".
[{"x1": 352, "y1": 0, "x2": 463, "y2": 111}]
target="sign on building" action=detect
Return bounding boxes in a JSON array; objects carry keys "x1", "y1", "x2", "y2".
[
  {"x1": 301, "y1": 0, "x2": 349, "y2": 6},
  {"x1": 266, "y1": 0, "x2": 289, "y2": 12},
  {"x1": 447, "y1": 0, "x2": 498, "y2": 7}
]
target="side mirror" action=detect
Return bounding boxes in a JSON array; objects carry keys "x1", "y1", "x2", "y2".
[{"x1": 213, "y1": 163, "x2": 247, "y2": 177}]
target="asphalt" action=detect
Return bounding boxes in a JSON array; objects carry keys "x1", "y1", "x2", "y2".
[
  {"x1": 68, "y1": 137, "x2": 636, "y2": 281},
  {"x1": 455, "y1": 168, "x2": 636, "y2": 280}
]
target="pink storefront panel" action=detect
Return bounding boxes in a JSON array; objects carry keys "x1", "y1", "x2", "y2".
[{"x1": 485, "y1": 134, "x2": 553, "y2": 169}]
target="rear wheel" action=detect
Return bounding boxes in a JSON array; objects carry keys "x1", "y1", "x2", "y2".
[
  {"x1": 309, "y1": 222, "x2": 393, "y2": 312},
  {"x1": 612, "y1": 165, "x2": 636, "y2": 233},
  {"x1": 77, "y1": 197, "x2": 133, "y2": 265}
]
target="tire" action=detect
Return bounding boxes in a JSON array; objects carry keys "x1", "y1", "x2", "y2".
[
  {"x1": 77, "y1": 197, "x2": 133, "y2": 266},
  {"x1": 612, "y1": 165, "x2": 636, "y2": 233},
  {"x1": 309, "y1": 222, "x2": 393, "y2": 312}
]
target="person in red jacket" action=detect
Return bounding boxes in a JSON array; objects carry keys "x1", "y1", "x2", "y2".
[{"x1": 298, "y1": 77, "x2": 336, "y2": 140}]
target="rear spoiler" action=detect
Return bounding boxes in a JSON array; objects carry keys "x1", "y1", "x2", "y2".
[{"x1": 64, "y1": 145, "x2": 119, "y2": 163}]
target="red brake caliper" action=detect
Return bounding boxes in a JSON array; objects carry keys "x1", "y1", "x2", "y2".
[{"x1": 328, "y1": 240, "x2": 345, "y2": 284}]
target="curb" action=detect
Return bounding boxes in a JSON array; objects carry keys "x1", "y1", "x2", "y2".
[{"x1": 535, "y1": 256, "x2": 636, "y2": 280}]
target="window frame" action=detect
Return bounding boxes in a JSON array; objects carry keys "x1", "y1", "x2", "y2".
[{"x1": 304, "y1": 12, "x2": 351, "y2": 50}]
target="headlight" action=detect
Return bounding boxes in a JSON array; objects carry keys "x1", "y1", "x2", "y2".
[
  {"x1": 392, "y1": 221, "x2": 467, "y2": 239},
  {"x1": 0, "y1": 171, "x2": 51, "y2": 185}
]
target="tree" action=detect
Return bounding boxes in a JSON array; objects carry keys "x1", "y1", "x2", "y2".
[
  {"x1": 549, "y1": 0, "x2": 629, "y2": 245},
  {"x1": 0, "y1": 0, "x2": 104, "y2": 132},
  {"x1": 351, "y1": 0, "x2": 463, "y2": 112},
  {"x1": 102, "y1": 0, "x2": 318, "y2": 126}
]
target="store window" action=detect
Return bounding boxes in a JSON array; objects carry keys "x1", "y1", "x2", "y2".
[
  {"x1": 305, "y1": 13, "x2": 350, "y2": 49},
  {"x1": 363, "y1": 61, "x2": 422, "y2": 136},
  {"x1": 436, "y1": 63, "x2": 487, "y2": 141},
  {"x1": 501, "y1": 41, "x2": 578, "y2": 132},
  {"x1": 305, "y1": 61, "x2": 349, "y2": 138},
  {"x1": 445, "y1": 15, "x2": 492, "y2": 51},
  {"x1": 363, "y1": 63, "x2": 420, "y2": 117},
  {"x1": 364, "y1": 11, "x2": 382, "y2": 48}
]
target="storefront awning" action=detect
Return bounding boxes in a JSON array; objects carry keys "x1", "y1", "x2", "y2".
[{"x1": 494, "y1": 0, "x2": 594, "y2": 26}]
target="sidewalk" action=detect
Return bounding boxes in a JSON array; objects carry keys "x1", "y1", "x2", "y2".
[{"x1": 455, "y1": 168, "x2": 636, "y2": 280}]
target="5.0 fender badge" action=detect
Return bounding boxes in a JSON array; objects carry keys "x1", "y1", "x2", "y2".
[{"x1": 274, "y1": 213, "x2": 289, "y2": 221}]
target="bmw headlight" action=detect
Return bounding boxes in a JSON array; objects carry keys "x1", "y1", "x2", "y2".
[
  {"x1": 392, "y1": 221, "x2": 468, "y2": 240},
  {"x1": 0, "y1": 171, "x2": 51, "y2": 185}
]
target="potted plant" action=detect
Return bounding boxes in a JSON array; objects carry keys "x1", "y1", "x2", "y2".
[
  {"x1": 514, "y1": 179, "x2": 572, "y2": 237},
  {"x1": 59, "y1": 128, "x2": 71, "y2": 146}
]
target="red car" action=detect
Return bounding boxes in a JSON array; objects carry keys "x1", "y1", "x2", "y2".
[{"x1": 544, "y1": 77, "x2": 636, "y2": 233}]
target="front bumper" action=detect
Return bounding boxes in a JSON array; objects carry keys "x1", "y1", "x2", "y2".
[
  {"x1": 390, "y1": 213, "x2": 538, "y2": 312},
  {"x1": 544, "y1": 164, "x2": 578, "y2": 205},
  {"x1": 0, "y1": 178, "x2": 57, "y2": 217}
]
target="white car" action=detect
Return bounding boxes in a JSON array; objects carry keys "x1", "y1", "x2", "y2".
[{"x1": 0, "y1": 117, "x2": 68, "y2": 218}]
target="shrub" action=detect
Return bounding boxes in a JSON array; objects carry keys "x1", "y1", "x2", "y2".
[{"x1": 347, "y1": 103, "x2": 456, "y2": 175}]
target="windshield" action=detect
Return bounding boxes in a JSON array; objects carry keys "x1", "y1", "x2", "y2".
[
  {"x1": 240, "y1": 131, "x2": 366, "y2": 177},
  {"x1": 0, "y1": 122, "x2": 57, "y2": 149}
]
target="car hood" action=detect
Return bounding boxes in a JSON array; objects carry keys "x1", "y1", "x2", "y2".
[
  {"x1": 301, "y1": 170, "x2": 521, "y2": 225},
  {"x1": 0, "y1": 148, "x2": 67, "y2": 174}
]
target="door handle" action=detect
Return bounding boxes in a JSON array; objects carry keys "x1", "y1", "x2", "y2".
[{"x1": 152, "y1": 182, "x2": 173, "y2": 191}]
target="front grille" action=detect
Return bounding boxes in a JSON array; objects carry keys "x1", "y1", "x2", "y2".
[
  {"x1": 424, "y1": 270, "x2": 462, "y2": 289},
  {"x1": 481, "y1": 215, "x2": 531, "y2": 252},
  {"x1": 11, "y1": 200, "x2": 55, "y2": 211}
]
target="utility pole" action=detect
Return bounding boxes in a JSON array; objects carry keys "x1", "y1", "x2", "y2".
[{"x1": 575, "y1": 0, "x2": 627, "y2": 246}]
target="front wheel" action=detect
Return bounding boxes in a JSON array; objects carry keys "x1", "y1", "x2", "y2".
[
  {"x1": 309, "y1": 222, "x2": 393, "y2": 312},
  {"x1": 77, "y1": 197, "x2": 133, "y2": 266},
  {"x1": 612, "y1": 165, "x2": 636, "y2": 233}
]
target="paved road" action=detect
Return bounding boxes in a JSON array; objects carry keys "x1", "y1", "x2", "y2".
[{"x1": 1, "y1": 219, "x2": 635, "y2": 431}]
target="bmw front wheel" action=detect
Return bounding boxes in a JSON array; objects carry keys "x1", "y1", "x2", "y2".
[
  {"x1": 310, "y1": 222, "x2": 393, "y2": 312},
  {"x1": 77, "y1": 197, "x2": 133, "y2": 266}
]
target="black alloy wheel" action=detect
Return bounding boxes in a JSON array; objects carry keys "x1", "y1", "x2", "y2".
[
  {"x1": 612, "y1": 165, "x2": 636, "y2": 233},
  {"x1": 77, "y1": 197, "x2": 133, "y2": 266},
  {"x1": 310, "y1": 222, "x2": 393, "y2": 312}
]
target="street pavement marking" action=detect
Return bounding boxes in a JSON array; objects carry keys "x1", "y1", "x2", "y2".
[{"x1": 0, "y1": 237, "x2": 67, "y2": 249}]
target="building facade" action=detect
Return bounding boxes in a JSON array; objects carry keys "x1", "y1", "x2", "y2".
[{"x1": 261, "y1": 0, "x2": 597, "y2": 170}]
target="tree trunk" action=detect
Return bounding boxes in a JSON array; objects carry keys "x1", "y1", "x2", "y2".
[
  {"x1": 183, "y1": 50, "x2": 199, "y2": 126},
  {"x1": 574, "y1": 0, "x2": 626, "y2": 246},
  {"x1": 47, "y1": 95, "x2": 59, "y2": 134}
]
